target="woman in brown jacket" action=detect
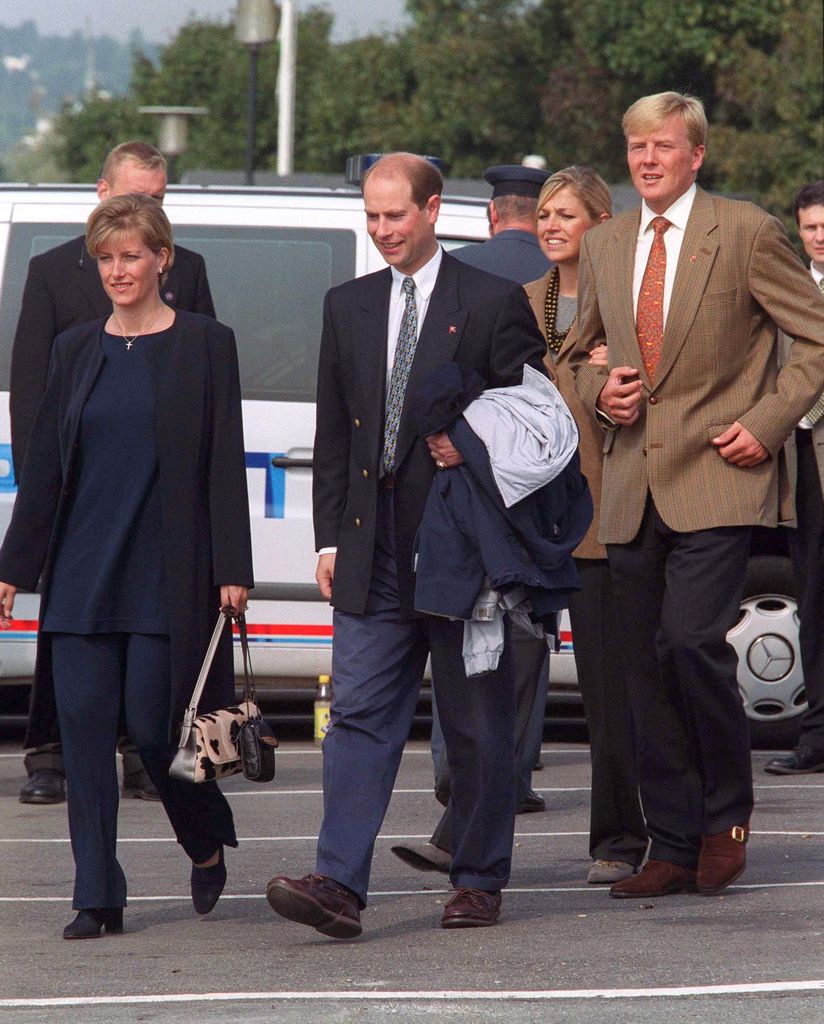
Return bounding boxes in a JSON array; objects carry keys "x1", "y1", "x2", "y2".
[{"x1": 524, "y1": 167, "x2": 648, "y2": 883}]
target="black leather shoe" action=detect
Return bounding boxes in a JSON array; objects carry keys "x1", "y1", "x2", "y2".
[
  {"x1": 63, "y1": 908, "x2": 123, "y2": 940},
  {"x1": 122, "y1": 765, "x2": 161, "y2": 801},
  {"x1": 19, "y1": 769, "x2": 66, "y2": 804},
  {"x1": 191, "y1": 848, "x2": 226, "y2": 914},
  {"x1": 765, "y1": 747, "x2": 824, "y2": 775},
  {"x1": 391, "y1": 842, "x2": 451, "y2": 874},
  {"x1": 516, "y1": 790, "x2": 546, "y2": 814}
]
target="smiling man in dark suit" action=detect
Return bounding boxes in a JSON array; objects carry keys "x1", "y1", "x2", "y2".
[
  {"x1": 11, "y1": 140, "x2": 215, "y2": 806},
  {"x1": 266, "y1": 152, "x2": 548, "y2": 938}
]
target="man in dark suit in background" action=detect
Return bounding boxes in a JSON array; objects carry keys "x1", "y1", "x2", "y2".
[
  {"x1": 452, "y1": 164, "x2": 551, "y2": 285},
  {"x1": 266, "y1": 152, "x2": 548, "y2": 938},
  {"x1": 11, "y1": 140, "x2": 215, "y2": 805},
  {"x1": 766, "y1": 180, "x2": 824, "y2": 776}
]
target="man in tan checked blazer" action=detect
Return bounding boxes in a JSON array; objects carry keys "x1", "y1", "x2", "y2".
[{"x1": 570, "y1": 92, "x2": 824, "y2": 899}]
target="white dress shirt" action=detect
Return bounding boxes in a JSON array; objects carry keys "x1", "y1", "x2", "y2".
[{"x1": 632, "y1": 183, "x2": 697, "y2": 326}]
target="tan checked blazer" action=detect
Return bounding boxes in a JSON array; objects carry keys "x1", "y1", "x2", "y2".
[
  {"x1": 524, "y1": 272, "x2": 606, "y2": 559},
  {"x1": 571, "y1": 187, "x2": 824, "y2": 545}
]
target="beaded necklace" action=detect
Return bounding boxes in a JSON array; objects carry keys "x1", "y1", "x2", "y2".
[{"x1": 543, "y1": 267, "x2": 575, "y2": 354}]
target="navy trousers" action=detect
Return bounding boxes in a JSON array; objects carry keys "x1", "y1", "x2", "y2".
[
  {"x1": 50, "y1": 632, "x2": 237, "y2": 910},
  {"x1": 316, "y1": 488, "x2": 517, "y2": 905}
]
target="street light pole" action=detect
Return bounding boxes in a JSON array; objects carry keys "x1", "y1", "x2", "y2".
[
  {"x1": 236, "y1": 0, "x2": 277, "y2": 187},
  {"x1": 276, "y1": 0, "x2": 297, "y2": 177}
]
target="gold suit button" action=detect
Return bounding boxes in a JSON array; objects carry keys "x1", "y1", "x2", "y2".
[
  {"x1": 354, "y1": 418, "x2": 361, "y2": 427},
  {"x1": 354, "y1": 517, "x2": 362, "y2": 527},
  {"x1": 362, "y1": 469, "x2": 369, "y2": 478}
]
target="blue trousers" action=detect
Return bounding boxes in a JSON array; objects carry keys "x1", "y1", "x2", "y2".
[
  {"x1": 50, "y1": 632, "x2": 237, "y2": 910},
  {"x1": 316, "y1": 489, "x2": 516, "y2": 905}
]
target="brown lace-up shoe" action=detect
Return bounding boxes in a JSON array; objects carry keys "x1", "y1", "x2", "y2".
[
  {"x1": 697, "y1": 825, "x2": 748, "y2": 894},
  {"x1": 440, "y1": 887, "x2": 501, "y2": 928},
  {"x1": 609, "y1": 859, "x2": 697, "y2": 898},
  {"x1": 266, "y1": 873, "x2": 362, "y2": 938}
]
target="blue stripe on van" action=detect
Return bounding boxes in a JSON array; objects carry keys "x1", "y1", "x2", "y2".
[
  {"x1": 245, "y1": 452, "x2": 285, "y2": 519},
  {"x1": 0, "y1": 445, "x2": 17, "y2": 492}
]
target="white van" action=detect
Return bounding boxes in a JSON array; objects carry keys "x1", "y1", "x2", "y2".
[{"x1": 0, "y1": 182, "x2": 802, "y2": 746}]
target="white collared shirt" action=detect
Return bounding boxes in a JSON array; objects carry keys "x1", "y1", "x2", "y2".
[
  {"x1": 632, "y1": 183, "x2": 697, "y2": 326},
  {"x1": 799, "y1": 263, "x2": 823, "y2": 430},
  {"x1": 385, "y1": 246, "x2": 443, "y2": 394}
]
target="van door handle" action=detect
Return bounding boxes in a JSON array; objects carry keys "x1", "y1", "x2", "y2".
[{"x1": 271, "y1": 456, "x2": 313, "y2": 469}]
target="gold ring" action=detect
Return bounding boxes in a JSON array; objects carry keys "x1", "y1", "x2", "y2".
[{"x1": 437, "y1": 460, "x2": 446, "y2": 469}]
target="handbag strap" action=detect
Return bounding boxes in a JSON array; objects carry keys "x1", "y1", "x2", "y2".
[
  {"x1": 177, "y1": 608, "x2": 233, "y2": 747},
  {"x1": 235, "y1": 611, "x2": 256, "y2": 707}
]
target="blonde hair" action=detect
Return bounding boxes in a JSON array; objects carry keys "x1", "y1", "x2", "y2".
[
  {"x1": 622, "y1": 92, "x2": 707, "y2": 149},
  {"x1": 536, "y1": 166, "x2": 612, "y2": 222},
  {"x1": 86, "y1": 193, "x2": 175, "y2": 280}
]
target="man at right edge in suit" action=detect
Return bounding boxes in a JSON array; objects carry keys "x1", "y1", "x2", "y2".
[
  {"x1": 765, "y1": 181, "x2": 824, "y2": 775},
  {"x1": 266, "y1": 152, "x2": 548, "y2": 936},
  {"x1": 570, "y1": 92, "x2": 824, "y2": 898}
]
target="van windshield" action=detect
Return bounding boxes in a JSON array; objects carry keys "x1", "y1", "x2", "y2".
[{"x1": 0, "y1": 224, "x2": 357, "y2": 403}]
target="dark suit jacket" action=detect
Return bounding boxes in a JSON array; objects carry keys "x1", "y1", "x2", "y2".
[
  {"x1": 0, "y1": 311, "x2": 253, "y2": 748},
  {"x1": 451, "y1": 229, "x2": 551, "y2": 285},
  {"x1": 9, "y1": 235, "x2": 215, "y2": 478},
  {"x1": 312, "y1": 250, "x2": 548, "y2": 616}
]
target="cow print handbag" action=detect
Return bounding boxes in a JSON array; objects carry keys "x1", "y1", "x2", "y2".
[{"x1": 169, "y1": 608, "x2": 278, "y2": 784}]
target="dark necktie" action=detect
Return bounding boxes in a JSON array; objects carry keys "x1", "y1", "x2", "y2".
[
  {"x1": 636, "y1": 216, "x2": 671, "y2": 383},
  {"x1": 383, "y1": 276, "x2": 418, "y2": 474}
]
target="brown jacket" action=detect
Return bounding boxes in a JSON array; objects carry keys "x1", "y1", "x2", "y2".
[
  {"x1": 570, "y1": 188, "x2": 824, "y2": 544},
  {"x1": 524, "y1": 271, "x2": 606, "y2": 559}
]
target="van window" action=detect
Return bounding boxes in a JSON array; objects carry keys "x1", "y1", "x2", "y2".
[{"x1": 0, "y1": 224, "x2": 357, "y2": 403}]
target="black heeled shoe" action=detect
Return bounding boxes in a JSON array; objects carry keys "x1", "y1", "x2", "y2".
[
  {"x1": 191, "y1": 847, "x2": 226, "y2": 915},
  {"x1": 63, "y1": 908, "x2": 124, "y2": 940}
]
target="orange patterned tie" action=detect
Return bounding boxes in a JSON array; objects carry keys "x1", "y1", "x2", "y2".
[{"x1": 636, "y1": 216, "x2": 671, "y2": 383}]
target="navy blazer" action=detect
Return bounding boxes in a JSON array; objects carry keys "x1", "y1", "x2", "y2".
[
  {"x1": 312, "y1": 250, "x2": 549, "y2": 616},
  {"x1": 0, "y1": 311, "x2": 253, "y2": 747},
  {"x1": 9, "y1": 235, "x2": 215, "y2": 478}
]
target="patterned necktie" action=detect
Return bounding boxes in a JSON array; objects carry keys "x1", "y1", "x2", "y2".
[
  {"x1": 806, "y1": 278, "x2": 824, "y2": 425},
  {"x1": 383, "y1": 276, "x2": 418, "y2": 474},
  {"x1": 636, "y1": 216, "x2": 671, "y2": 383}
]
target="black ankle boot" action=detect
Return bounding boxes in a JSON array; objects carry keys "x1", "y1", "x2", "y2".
[
  {"x1": 63, "y1": 908, "x2": 124, "y2": 940},
  {"x1": 191, "y1": 847, "x2": 226, "y2": 915}
]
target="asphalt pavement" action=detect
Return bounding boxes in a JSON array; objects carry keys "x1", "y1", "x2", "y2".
[{"x1": 1, "y1": 738, "x2": 824, "y2": 1023}]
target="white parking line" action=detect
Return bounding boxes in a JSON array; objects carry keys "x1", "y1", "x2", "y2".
[
  {"x1": 2, "y1": 979, "x2": 824, "y2": 1008},
  {"x1": 5, "y1": 879, "x2": 824, "y2": 904}
]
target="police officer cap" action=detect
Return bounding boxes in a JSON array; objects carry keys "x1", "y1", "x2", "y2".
[{"x1": 484, "y1": 164, "x2": 550, "y2": 199}]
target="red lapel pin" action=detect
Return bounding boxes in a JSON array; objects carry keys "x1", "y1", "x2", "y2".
[{"x1": 448, "y1": 325, "x2": 457, "y2": 334}]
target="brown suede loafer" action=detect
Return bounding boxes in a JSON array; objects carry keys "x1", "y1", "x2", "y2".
[
  {"x1": 441, "y1": 887, "x2": 501, "y2": 928},
  {"x1": 609, "y1": 859, "x2": 697, "y2": 899},
  {"x1": 697, "y1": 824, "x2": 748, "y2": 894},
  {"x1": 266, "y1": 873, "x2": 362, "y2": 938}
]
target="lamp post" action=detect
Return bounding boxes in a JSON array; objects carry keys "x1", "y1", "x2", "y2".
[
  {"x1": 138, "y1": 106, "x2": 208, "y2": 183},
  {"x1": 236, "y1": 0, "x2": 277, "y2": 186}
]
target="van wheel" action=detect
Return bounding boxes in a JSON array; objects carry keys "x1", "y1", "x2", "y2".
[{"x1": 727, "y1": 556, "x2": 803, "y2": 749}]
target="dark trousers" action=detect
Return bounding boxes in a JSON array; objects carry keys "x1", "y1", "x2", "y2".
[
  {"x1": 788, "y1": 429, "x2": 824, "y2": 749},
  {"x1": 316, "y1": 488, "x2": 516, "y2": 904},
  {"x1": 429, "y1": 623, "x2": 547, "y2": 854},
  {"x1": 51, "y1": 632, "x2": 237, "y2": 909},
  {"x1": 568, "y1": 559, "x2": 647, "y2": 865},
  {"x1": 607, "y1": 498, "x2": 754, "y2": 868}
]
